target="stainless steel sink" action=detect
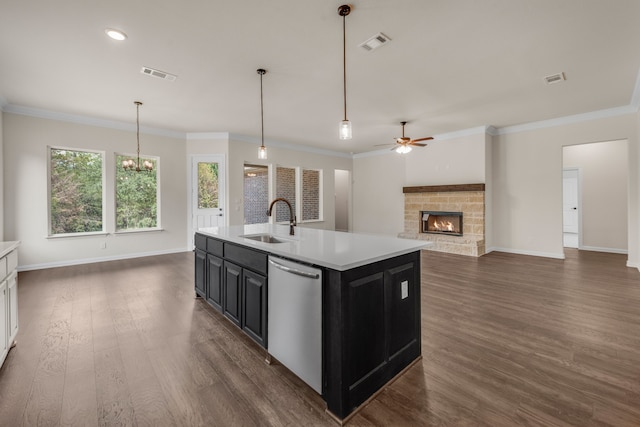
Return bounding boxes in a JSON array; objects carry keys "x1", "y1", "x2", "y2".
[{"x1": 240, "y1": 234, "x2": 287, "y2": 244}]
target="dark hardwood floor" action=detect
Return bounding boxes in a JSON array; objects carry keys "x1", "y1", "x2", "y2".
[{"x1": 1, "y1": 249, "x2": 639, "y2": 426}]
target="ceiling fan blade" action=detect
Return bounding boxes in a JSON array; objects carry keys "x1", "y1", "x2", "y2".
[
  {"x1": 410, "y1": 137, "x2": 434, "y2": 143},
  {"x1": 409, "y1": 142, "x2": 428, "y2": 147}
]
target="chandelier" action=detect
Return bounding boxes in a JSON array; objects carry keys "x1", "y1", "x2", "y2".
[{"x1": 122, "y1": 101, "x2": 153, "y2": 172}]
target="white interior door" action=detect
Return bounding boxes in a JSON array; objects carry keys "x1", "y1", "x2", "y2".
[
  {"x1": 191, "y1": 155, "x2": 225, "y2": 245},
  {"x1": 563, "y1": 168, "x2": 580, "y2": 247}
]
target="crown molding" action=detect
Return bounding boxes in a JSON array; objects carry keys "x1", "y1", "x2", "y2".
[
  {"x1": 3, "y1": 104, "x2": 186, "y2": 139},
  {"x1": 495, "y1": 105, "x2": 638, "y2": 135}
]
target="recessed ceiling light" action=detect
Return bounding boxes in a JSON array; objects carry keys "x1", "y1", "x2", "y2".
[{"x1": 105, "y1": 28, "x2": 127, "y2": 41}]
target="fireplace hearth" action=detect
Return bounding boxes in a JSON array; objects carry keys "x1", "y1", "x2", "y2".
[{"x1": 421, "y1": 211, "x2": 463, "y2": 236}]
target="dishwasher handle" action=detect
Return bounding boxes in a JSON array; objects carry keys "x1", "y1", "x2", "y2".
[{"x1": 269, "y1": 258, "x2": 320, "y2": 279}]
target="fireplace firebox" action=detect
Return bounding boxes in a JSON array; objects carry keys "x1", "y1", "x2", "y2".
[{"x1": 421, "y1": 211, "x2": 463, "y2": 236}]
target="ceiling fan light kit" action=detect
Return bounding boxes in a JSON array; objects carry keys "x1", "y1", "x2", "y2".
[
  {"x1": 338, "y1": 4, "x2": 352, "y2": 140},
  {"x1": 389, "y1": 121, "x2": 433, "y2": 154}
]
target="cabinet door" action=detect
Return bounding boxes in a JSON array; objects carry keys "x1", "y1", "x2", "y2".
[
  {"x1": 194, "y1": 249, "x2": 207, "y2": 298},
  {"x1": 242, "y1": 269, "x2": 267, "y2": 348},
  {"x1": 7, "y1": 272, "x2": 17, "y2": 344},
  {"x1": 0, "y1": 281, "x2": 7, "y2": 365},
  {"x1": 206, "y1": 254, "x2": 223, "y2": 312},
  {"x1": 223, "y1": 261, "x2": 242, "y2": 327}
]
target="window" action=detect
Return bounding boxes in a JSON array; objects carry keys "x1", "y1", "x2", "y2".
[
  {"x1": 275, "y1": 166, "x2": 296, "y2": 223},
  {"x1": 198, "y1": 161, "x2": 219, "y2": 209},
  {"x1": 49, "y1": 147, "x2": 105, "y2": 235},
  {"x1": 244, "y1": 164, "x2": 269, "y2": 224},
  {"x1": 302, "y1": 169, "x2": 322, "y2": 221},
  {"x1": 115, "y1": 154, "x2": 159, "y2": 231}
]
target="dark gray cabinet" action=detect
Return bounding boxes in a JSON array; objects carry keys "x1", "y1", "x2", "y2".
[
  {"x1": 206, "y1": 254, "x2": 223, "y2": 312},
  {"x1": 194, "y1": 233, "x2": 268, "y2": 348},
  {"x1": 324, "y1": 251, "x2": 421, "y2": 419},
  {"x1": 242, "y1": 269, "x2": 267, "y2": 348},
  {"x1": 223, "y1": 260, "x2": 242, "y2": 327}
]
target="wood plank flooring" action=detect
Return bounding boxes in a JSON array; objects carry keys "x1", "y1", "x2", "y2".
[{"x1": 1, "y1": 249, "x2": 639, "y2": 426}]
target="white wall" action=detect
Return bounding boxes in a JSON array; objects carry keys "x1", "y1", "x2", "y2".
[
  {"x1": 4, "y1": 113, "x2": 189, "y2": 269},
  {"x1": 0, "y1": 111, "x2": 3, "y2": 242},
  {"x1": 404, "y1": 133, "x2": 486, "y2": 185},
  {"x1": 227, "y1": 139, "x2": 352, "y2": 230},
  {"x1": 352, "y1": 152, "x2": 406, "y2": 236},
  {"x1": 563, "y1": 140, "x2": 628, "y2": 252},
  {"x1": 491, "y1": 113, "x2": 638, "y2": 265}
]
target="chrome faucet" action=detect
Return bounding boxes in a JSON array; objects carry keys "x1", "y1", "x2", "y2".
[{"x1": 267, "y1": 198, "x2": 297, "y2": 235}]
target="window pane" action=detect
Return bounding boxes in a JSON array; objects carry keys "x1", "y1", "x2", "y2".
[
  {"x1": 275, "y1": 166, "x2": 296, "y2": 223},
  {"x1": 198, "y1": 162, "x2": 219, "y2": 209},
  {"x1": 116, "y1": 155, "x2": 158, "y2": 230},
  {"x1": 244, "y1": 164, "x2": 269, "y2": 224},
  {"x1": 302, "y1": 169, "x2": 320, "y2": 221},
  {"x1": 50, "y1": 148, "x2": 103, "y2": 234}
]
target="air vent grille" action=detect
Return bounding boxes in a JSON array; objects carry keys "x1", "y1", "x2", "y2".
[
  {"x1": 141, "y1": 66, "x2": 177, "y2": 82},
  {"x1": 359, "y1": 33, "x2": 391, "y2": 52},
  {"x1": 544, "y1": 72, "x2": 566, "y2": 84}
]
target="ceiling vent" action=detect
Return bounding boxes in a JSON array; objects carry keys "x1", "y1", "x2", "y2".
[
  {"x1": 359, "y1": 33, "x2": 391, "y2": 51},
  {"x1": 544, "y1": 72, "x2": 566, "y2": 85},
  {"x1": 141, "y1": 66, "x2": 177, "y2": 82}
]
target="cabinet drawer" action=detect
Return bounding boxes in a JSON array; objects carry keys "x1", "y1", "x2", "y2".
[
  {"x1": 194, "y1": 233, "x2": 207, "y2": 251},
  {"x1": 207, "y1": 237, "x2": 224, "y2": 257},
  {"x1": 224, "y1": 243, "x2": 268, "y2": 275}
]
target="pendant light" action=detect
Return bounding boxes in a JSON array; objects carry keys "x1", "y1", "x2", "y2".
[
  {"x1": 257, "y1": 68, "x2": 268, "y2": 159},
  {"x1": 338, "y1": 4, "x2": 352, "y2": 140},
  {"x1": 122, "y1": 101, "x2": 153, "y2": 172}
]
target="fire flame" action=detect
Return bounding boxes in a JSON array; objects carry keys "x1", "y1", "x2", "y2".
[{"x1": 433, "y1": 220, "x2": 455, "y2": 232}]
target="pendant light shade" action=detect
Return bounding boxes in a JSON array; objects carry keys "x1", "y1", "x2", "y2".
[
  {"x1": 123, "y1": 101, "x2": 153, "y2": 172},
  {"x1": 338, "y1": 5, "x2": 352, "y2": 140},
  {"x1": 257, "y1": 68, "x2": 268, "y2": 159}
]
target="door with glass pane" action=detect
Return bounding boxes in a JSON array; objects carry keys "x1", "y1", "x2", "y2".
[{"x1": 191, "y1": 155, "x2": 225, "y2": 244}]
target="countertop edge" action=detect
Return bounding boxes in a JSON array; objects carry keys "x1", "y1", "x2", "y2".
[
  {"x1": 0, "y1": 241, "x2": 20, "y2": 259},
  {"x1": 196, "y1": 228, "x2": 430, "y2": 271}
]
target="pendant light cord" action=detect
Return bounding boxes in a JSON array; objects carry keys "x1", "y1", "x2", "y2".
[
  {"x1": 342, "y1": 12, "x2": 347, "y2": 121},
  {"x1": 260, "y1": 71, "x2": 264, "y2": 147}
]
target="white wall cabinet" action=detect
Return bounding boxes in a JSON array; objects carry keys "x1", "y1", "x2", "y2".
[{"x1": 0, "y1": 242, "x2": 19, "y2": 369}]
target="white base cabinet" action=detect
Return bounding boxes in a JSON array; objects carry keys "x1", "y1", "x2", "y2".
[{"x1": 0, "y1": 242, "x2": 19, "y2": 369}]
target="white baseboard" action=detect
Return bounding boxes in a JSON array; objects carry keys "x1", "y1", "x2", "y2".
[
  {"x1": 626, "y1": 260, "x2": 640, "y2": 271},
  {"x1": 487, "y1": 247, "x2": 565, "y2": 260},
  {"x1": 579, "y1": 245, "x2": 628, "y2": 254},
  {"x1": 17, "y1": 247, "x2": 190, "y2": 272}
]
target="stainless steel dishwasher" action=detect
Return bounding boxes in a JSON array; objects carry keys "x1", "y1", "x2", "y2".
[{"x1": 268, "y1": 256, "x2": 322, "y2": 394}]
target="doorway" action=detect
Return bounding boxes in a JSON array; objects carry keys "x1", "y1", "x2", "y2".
[
  {"x1": 334, "y1": 169, "x2": 350, "y2": 232},
  {"x1": 562, "y1": 140, "x2": 628, "y2": 255},
  {"x1": 189, "y1": 155, "x2": 225, "y2": 248},
  {"x1": 562, "y1": 168, "x2": 580, "y2": 248}
]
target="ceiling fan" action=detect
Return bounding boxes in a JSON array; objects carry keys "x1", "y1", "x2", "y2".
[{"x1": 377, "y1": 122, "x2": 433, "y2": 153}]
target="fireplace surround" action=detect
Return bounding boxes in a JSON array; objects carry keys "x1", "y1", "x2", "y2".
[{"x1": 399, "y1": 184, "x2": 485, "y2": 256}]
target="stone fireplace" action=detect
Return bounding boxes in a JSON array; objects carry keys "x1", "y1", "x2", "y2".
[{"x1": 399, "y1": 184, "x2": 485, "y2": 256}]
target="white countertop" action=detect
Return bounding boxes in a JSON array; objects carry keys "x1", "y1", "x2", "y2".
[
  {"x1": 197, "y1": 224, "x2": 430, "y2": 271},
  {"x1": 0, "y1": 241, "x2": 20, "y2": 259}
]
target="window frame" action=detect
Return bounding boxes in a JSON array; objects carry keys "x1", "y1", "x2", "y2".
[
  {"x1": 47, "y1": 145, "x2": 107, "y2": 237},
  {"x1": 114, "y1": 152, "x2": 162, "y2": 233}
]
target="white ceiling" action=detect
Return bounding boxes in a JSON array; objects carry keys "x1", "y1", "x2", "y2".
[{"x1": 2, "y1": 0, "x2": 640, "y2": 154}]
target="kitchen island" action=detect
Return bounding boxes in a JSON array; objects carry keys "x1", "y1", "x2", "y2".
[{"x1": 195, "y1": 224, "x2": 428, "y2": 421}]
